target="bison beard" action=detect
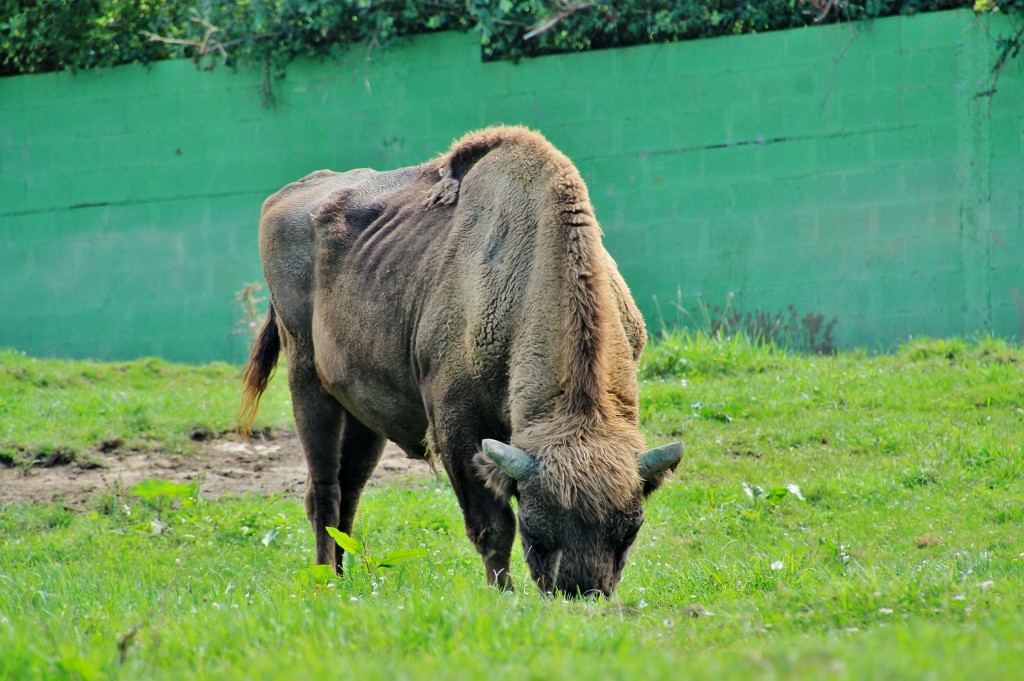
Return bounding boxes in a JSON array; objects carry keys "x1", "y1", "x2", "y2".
[{"x1": 239, "y1": 126, "x2": 682, "y2": 598}]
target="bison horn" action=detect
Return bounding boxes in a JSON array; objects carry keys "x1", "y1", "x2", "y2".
[
  {"x1": 637, "y1": 442, "x2": 684, "y2": 481},
  {"x1": 481, "y1": 439, "x2": 537, "y2": 480}
]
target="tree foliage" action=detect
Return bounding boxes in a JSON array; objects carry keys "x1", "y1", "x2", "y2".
[
  {"x1": 0, "y1": 0, "x2": 189, "y2": 75},
  {"x1": 0, "y1": 1, "x2": 1012, "y2": 78}
]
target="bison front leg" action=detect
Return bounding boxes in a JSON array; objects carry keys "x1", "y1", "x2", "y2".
[
  {"x1": 439, "y1": 439, "x2": 517, "y2": 590},
  {"x1": 456, "y1": 472, "x2": 516, "y2": 590}
]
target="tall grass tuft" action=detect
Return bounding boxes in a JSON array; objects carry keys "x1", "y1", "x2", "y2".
[
  {"x1": 639, "y1": 328, "x2": 783, "y2": 379},
  {"x1": 899, "y1": 334, "x2": 1022, "y2": 365}
]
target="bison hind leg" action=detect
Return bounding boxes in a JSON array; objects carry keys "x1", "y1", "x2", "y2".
[{"x1": 289, "y1": 356, "x2": 346, "y2": 571}]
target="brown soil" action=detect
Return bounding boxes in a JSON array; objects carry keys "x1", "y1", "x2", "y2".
[{"x1": 0, "y1": 433, "x2": 434, "y2": 508}]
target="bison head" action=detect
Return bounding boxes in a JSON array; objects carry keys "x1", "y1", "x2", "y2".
[{"x1": 479, "y1": 439, "x2": 682, "y2": 598}]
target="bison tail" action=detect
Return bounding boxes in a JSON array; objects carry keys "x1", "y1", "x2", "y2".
[{"x1": 237, "y1": 303, "x2": 281, "y2": 438}]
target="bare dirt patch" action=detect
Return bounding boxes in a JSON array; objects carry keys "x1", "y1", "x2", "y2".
[{"x1": 0, "y1": 433, "x2": 433, "y2": 508}]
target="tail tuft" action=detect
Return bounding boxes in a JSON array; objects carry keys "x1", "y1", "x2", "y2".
[{"x1": 237, "y1": 304, "x2": 281, "y2": 437}]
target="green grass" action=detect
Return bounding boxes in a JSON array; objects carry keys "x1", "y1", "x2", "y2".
[
  {"x1": 2, "y1": 335, "x2": 1023, "y2": 680},
  {"x1": 0, "y1": 349, "x2": 293, "y2": 466}
]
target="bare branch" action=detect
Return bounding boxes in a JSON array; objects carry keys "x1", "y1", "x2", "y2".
[
  {"x1": 523, "y1": 2, "x2": 596, "y2": 41},
  {"x1": 802, "y1": 0, "x2": 849, "y2": 24},
  {"x1": 139, "y1": 11, "x2": 279, "y2": 69}
]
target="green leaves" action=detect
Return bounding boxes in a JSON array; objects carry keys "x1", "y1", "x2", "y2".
[
  {"x1": 376, "y1": 548, "x2": 430, "y2": 569},
  {"x1": 128, "y1": 478, "x2": 201, "y2": 508},
  {"x1": 324, "y1": 526, "x2": 427, "y2": 575},
  {"x1": 295, "y1": 564, "x2": 335, "y2": 586},
  {"x1": 325, "y1": 526, "x2": 363, "y2": 555},
  {"x1": 0, "y1": 0, "x2": 189, "y2": 76},
  {"x1": 1, "y1": 1, "x2": 995, "y2": 79}
]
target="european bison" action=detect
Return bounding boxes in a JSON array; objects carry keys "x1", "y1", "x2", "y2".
[{"x1": 240, "y1": 126, "x2": 682, "y2": 597}]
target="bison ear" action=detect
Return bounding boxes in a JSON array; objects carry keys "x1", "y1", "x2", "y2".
[
  {"x1": 637, "y1": 442, "x2": 683, "y2": 482},
  {"x1": 481, "y1": 439, "x2": 537, "y2": 480}
]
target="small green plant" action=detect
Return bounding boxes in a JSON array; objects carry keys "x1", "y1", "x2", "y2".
[
  {"x1": 325, "y1": 526, "x2": 427, "y2": 574},
  {"x1": 738, "y1": 481, "x2": 806, "y2": 521},
  {"x1": 128, "y1": 478, "x2": 201, "y2": 514},
  {"x1": 742, "y1": 481, "x2": 806, "y2": 504},
  {"x1": 818, "y1": 535, "x2": 855, "y2": 568}
]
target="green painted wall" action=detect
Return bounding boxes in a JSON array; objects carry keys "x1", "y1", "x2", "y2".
[{"x1": 1, "y1": 9, "x2": 1021, "y2": 362}]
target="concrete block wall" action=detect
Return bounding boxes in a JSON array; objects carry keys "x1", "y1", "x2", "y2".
[{"x1": 0, "y1": 9, "x2": 1020, "y2": 361}]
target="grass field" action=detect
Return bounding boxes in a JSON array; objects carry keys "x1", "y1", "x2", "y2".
[{"x1": 1, "y1": 334, "x2": 1022, "y2": 680}]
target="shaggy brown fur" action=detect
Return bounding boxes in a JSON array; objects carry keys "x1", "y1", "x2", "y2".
[
  {"x1": 431, "y1": 127, "x2": 647, "y2": 520},
  {"x1": 239, "y1": 126, "x2": 679, "y2": 597}
]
